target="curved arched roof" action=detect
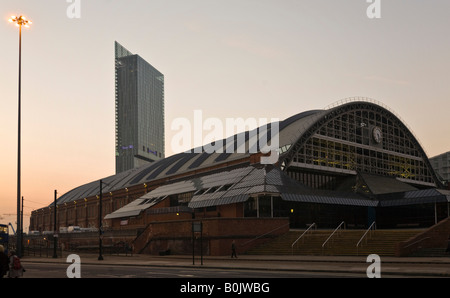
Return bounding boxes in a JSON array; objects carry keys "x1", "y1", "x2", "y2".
[
  {"x1": 279, "y1": 98, "x2": 442, "y2": 187},
  {"x1": 54, "y1": 98, "x2": 442, "y2": 206},
  {"x1": 55, "y1": 108, "x2": 322, "y2": 205}
]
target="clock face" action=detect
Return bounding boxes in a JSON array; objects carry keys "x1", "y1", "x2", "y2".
[{"x1": 372, "y1": 127, "x2": 382, "y2": 144}]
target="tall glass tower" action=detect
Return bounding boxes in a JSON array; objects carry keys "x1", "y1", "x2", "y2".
[{"x1": 115, "y1": 41, "x2": 165, "y2": 174}]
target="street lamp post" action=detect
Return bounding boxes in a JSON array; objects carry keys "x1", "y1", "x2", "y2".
[
  {"x1": 98, "y1": 179, "x2": 110, "y2": 261},
  {"x1": 8, "y1": 15, "x2": 32, "y2": 257},
  {"x1": 53, "y1": 190, "x2": 58, "y2": 258}
]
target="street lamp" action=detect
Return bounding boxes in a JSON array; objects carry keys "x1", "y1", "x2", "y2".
[
  {"x1": 98, "y1": 181, "x2": 104, "y2": 261},
  {"x1": 98, "y1": 179, "x2": 110, "y2": 261},
  {"x1": 8, "y1": 15, "x2": 32, "y2": 257},
  {"x1": 53, "y1": 190, "x2": 58, "y2": 258}
]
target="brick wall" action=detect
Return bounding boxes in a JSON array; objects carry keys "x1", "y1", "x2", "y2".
[
  {"x1": 133, "y1": 217, "x2": 289, "y2": 256},
  {"x1": 395, "y1": 217, "x2": 450, "y2": 257}
]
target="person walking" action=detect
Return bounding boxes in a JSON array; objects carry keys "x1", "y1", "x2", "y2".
[
  {"x1": 231, "y1": 240, "x2": 238, "y2": 259},
  {"x1": 8, "y1": 251, "x2": 24, "y2": 278},
  {"x1": 0, "y1": 245, "x2": 9, "y2": 278}
]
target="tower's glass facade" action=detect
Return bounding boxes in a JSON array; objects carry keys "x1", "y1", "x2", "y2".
[{"x1": 115, "y1": 41, "x2": 165, "y2": 174}]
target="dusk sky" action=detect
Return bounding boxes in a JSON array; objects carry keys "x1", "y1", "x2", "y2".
[{"x1": 1, "y1": 0, "x2": 450, "y2": 231}]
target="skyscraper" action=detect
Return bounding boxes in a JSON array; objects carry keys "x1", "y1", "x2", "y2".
[{"x1": 115, "y1": 41, "x2": 165, "y2": 174}]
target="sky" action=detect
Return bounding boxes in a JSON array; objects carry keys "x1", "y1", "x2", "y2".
[{"x1": 1, "y1": 0, "x2": 450, "y2": 232}]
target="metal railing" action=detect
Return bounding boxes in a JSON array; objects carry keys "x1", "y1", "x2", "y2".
[
  {"x1": 356, "y1": 221, "x2": 376, "y2": 255},
  {"x1": 240, "y1": 222, "x2": 290, "y2": 247},
  {"x1": 322, "y1": 221, "x2": 345, "y2": 253},
  {"x1": 403, "y1": 237, "x2": 431, "y2": 249},
  {"x1": 23, "y1": 245, "x2": 63, "y2": 258},
  {"x1": 291, "y1": 223, "x2": 316, "y2": 255}
]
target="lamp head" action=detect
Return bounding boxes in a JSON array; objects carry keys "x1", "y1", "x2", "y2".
[{"x1": 8, "y1": 15, "x2": 32, "y2": 28}]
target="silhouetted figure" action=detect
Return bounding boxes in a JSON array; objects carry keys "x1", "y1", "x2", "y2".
[
  {"x1": 231, "y1": 240, "x2": 238, "y2": 259},
  {"x1": 0, "y1": 245, "x2": 9, "y2": 278}
]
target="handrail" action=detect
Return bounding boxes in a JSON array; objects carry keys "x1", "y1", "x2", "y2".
[
  {"x1": 356, "y1": 221, "x2": 376, "y2": 248},
  {"x1": 403, "y1": 237, "x2": 431, "y2": 249},
  {"x1": 322, "y1": 221, "x2": 345, "y2": 248},
  {"x1": 291, "y1": 223, "x2": 316, "y2": 254},
  {"x1": 240, "y1": 222, "x2": 290, "y2": 247}
]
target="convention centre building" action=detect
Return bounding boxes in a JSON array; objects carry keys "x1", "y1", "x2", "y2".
[{"x1": 29, "y1": 98, "x2": 450, "y2": 255}]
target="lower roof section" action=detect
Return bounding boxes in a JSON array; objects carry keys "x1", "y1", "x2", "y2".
[
  {"x1": 378, "y1": 188, "x2": 450, "y2": 207},
  {"x1": 105, "y1": 164, "x2": 450, "y2": 220},
  {"x1": 281, "y1": 193, "x2": 379, "y2": 207}
]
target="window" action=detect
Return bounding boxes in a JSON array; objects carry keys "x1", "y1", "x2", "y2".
[
  {"x1": 220, "y1": 184, "x2": 234, "y2": 192},
  {"x1": 293, "y1": 108, "x2": 434, "y2": 185},
  {"x1": 244, "y1": 197, "x2": 257, "y2": 217}
]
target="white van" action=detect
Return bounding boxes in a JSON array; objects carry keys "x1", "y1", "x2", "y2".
[{"x1": 68, "y1": 226, "x2": 81, "y2": 233}]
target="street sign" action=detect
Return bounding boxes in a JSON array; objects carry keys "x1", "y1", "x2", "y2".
[
  {"x1": 192, "y1": 221, "x2": 203, "y2": 265},
  {"x1": 192, "y1": 221, "x2": 202, "y2": 232}
]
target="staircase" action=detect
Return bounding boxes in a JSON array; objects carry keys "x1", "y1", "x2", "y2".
[
  {"x1": 408, "y1": 248, "x2": 448, "y2": 257},
  {"x1": 355, "y1": 229, "x2": 423, "y2": 256},
  {"x1": 246, "y1": 229, "x2": 424, "y2": 256}
]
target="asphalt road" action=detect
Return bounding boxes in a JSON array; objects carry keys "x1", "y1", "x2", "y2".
[
  {"x1": 14, "y1": 261, "x2": 449, "y2": 298},
  {"x1": 20, "y1": 262, "x2": 366, "y2": 278}
]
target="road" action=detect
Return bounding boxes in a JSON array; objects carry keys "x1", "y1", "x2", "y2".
[
  {"x1": 16, "y1": 261, "x2": 447, "y2": 298},
  {"x1": 21, "y1": 262, "x2": 365, "y2": 278}
]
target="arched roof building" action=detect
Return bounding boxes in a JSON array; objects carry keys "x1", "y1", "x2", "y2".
[{"x1": 31, "y1": 98, "x2": 450, "y2": 231}]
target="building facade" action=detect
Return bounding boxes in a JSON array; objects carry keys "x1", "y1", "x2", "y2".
[
  {"x1": 115, "y1": 41, "x2": 165, "y2": 174},
  {"x1": 30, "y1": 99, "x2": 450, "y2": 254}
]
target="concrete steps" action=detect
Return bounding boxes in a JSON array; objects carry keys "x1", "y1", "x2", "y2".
[
  {"x1": 246, "y1": 229, "x2": 424, "y2": 256},
  {"x1": 408, "y1": 248, "x2": 448, "y2": 257}
]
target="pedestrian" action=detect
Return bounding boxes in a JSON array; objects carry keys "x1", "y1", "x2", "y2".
[
  {"x1": 0, "y1": 245, "x2": 9, "y2": 278},
  {"x1": 8, "y1": 250, "x2": 24, "y2": 278},
  {"x1": 231, "y1": 240, "x2": 238, "y2": 259}
]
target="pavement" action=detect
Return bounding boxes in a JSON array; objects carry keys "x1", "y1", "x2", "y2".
[{"x1": 20, "y1": 252, "x2": 450, "y2": 278}]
